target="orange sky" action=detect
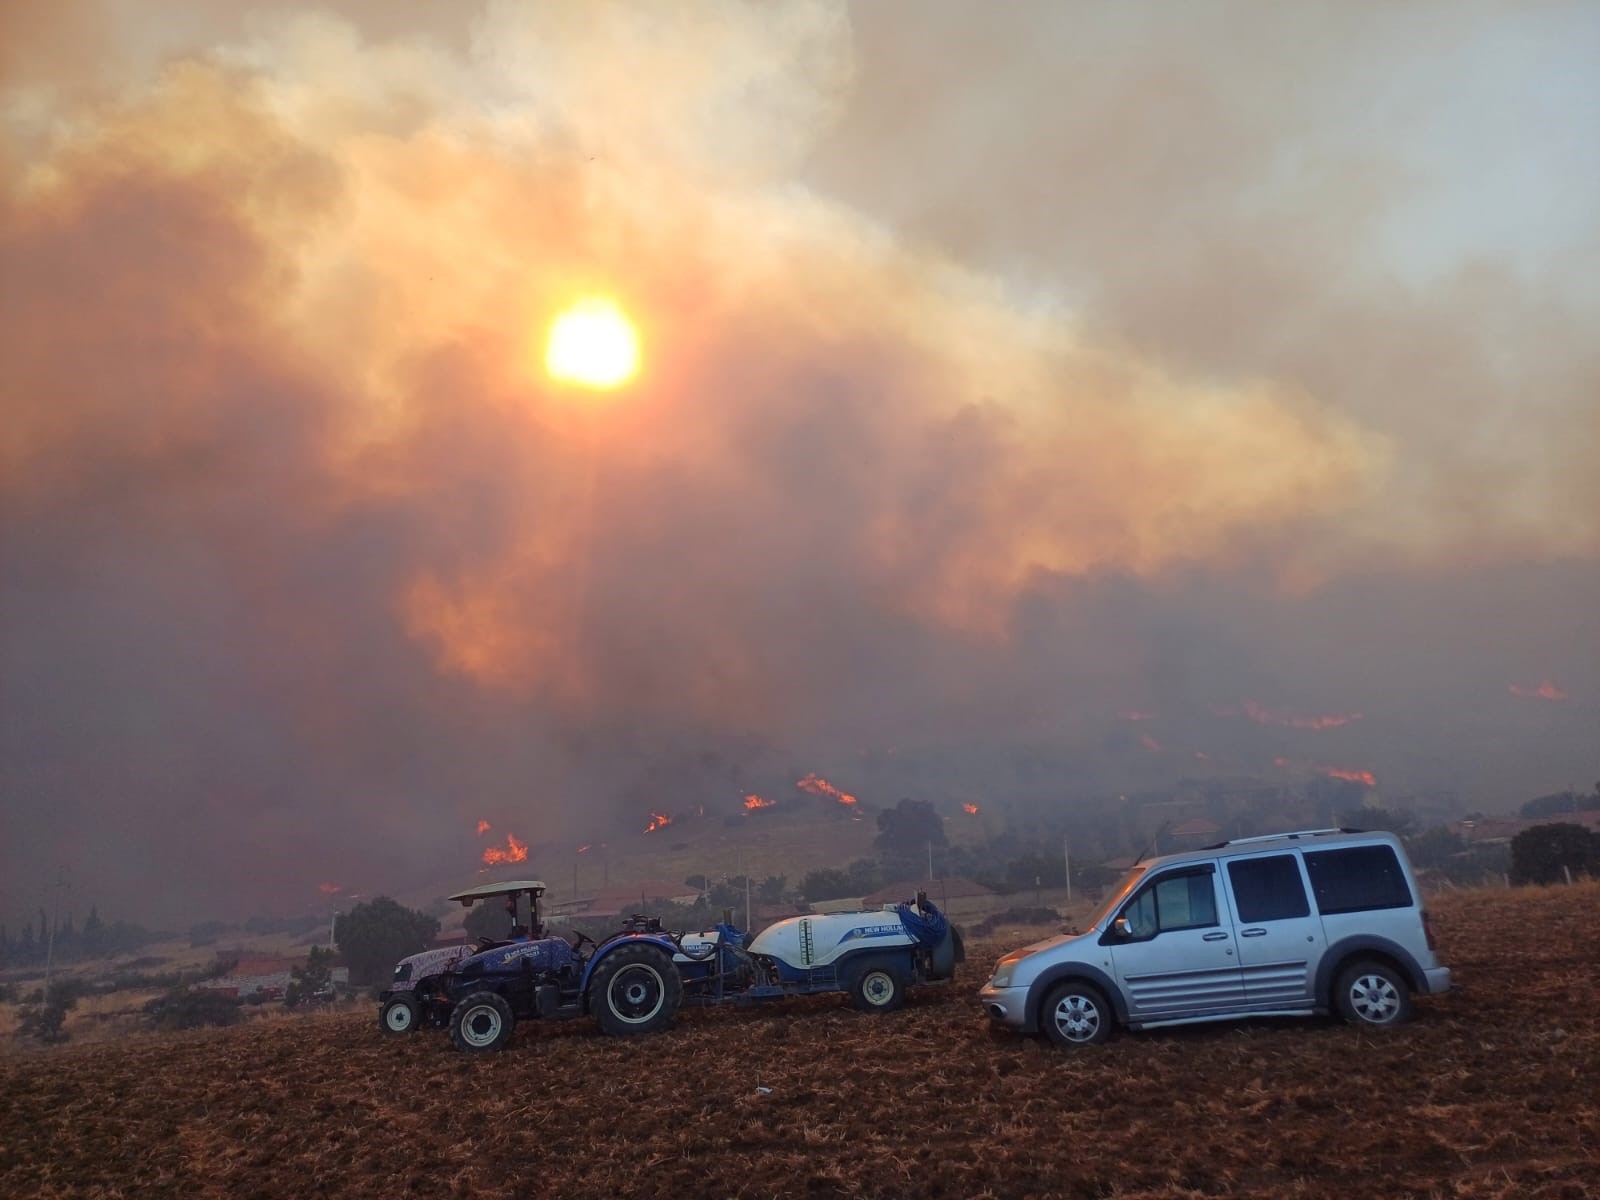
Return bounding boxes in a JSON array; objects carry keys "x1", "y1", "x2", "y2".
[{"x1": 2, "y1": 1, "x2": 1595, "y2": 919}]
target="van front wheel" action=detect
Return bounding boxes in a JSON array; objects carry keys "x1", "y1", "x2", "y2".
[
  {"x1": 1042, "y1": 981, "x2": 1112, "y2": 1046},
  {"x1": 1335, "y1": 961, "x2": 1413, "y2": 1028}
]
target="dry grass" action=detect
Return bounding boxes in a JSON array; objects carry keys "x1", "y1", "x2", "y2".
[{"x1": 2, "y1": 884, "x2": 1597, "y2": 1199}]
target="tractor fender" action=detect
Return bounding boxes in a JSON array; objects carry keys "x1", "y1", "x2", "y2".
[
  {"x1": 579, "y1": 935, "x2": 681, "y2": 992},
  {"x1": 832, "y1": 946, "x2": 917, "y2": 988}
]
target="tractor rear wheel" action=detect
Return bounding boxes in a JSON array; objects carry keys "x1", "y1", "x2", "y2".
[
  {"x1": 449, "y1": 991, "x2": 515, "y2": 1053},
  {"x1": 379, "y1": 993, "x2": 421, "y2": 1035},
  {"x1": 588, "y1": 943, "x2": 683, "y2": 1036},
  {"x1": 850, "y1": 958, "x2": 906, "y2": 1013}
]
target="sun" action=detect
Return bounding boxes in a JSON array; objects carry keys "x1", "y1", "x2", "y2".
[{"x1": 544, "y1": 297, "x2": 640, "y2": 389}]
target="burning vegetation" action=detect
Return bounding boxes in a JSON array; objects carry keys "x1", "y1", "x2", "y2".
[
  {"x1": 797, "y1": 773, "x2": 858, "y2": 806},
  {"x1": 644, "y1": 812, "x2": 673, "y2": 834},
  {"x1": 1509, "y1": 680, "x2": 1569, "y2": 701},
  {"x1": 1239, "y1": 700, "x2": 1364, "y2": 730},
  {"x1": 480, "y1": 834, "x2": 528, "y2": 866},
  {"x1": 744, "y1": 794, "x2": 775, "y2": 811}
]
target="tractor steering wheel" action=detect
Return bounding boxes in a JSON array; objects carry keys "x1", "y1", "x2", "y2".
[{"x1": 569, "y1": 930, "x2": 595, "y2": 954}]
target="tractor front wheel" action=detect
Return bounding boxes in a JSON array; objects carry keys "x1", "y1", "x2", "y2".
[
  {"x1": 379, "y1": 993, "x2": 421, "y2": 1035},
  {"x1": 449, "y1": 991, "x2": 515, "y2": 1053},
  {"x1": 588, "y1": 943, "x2": 683, "y2": 1036}
]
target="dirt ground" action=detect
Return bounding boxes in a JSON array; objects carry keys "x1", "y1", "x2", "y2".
[{"x1": 3, "y1": 884, "x2": 1596, "y2": 1199}]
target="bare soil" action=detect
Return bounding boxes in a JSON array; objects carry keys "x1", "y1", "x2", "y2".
[{"x1": 3, "y1": 884, "x2": 1596, "y2": 1199}]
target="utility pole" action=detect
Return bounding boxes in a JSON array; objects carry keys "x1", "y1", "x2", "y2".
[
  {"x1": 328, "y1": 909, "x2": 338, "y2": 950},
  {"x1": 1063, "y1": 834, "x2": 1072, "y2": 904},
  {"x1": 927, "y1": 840, "x2": 934, "y2": 883},
  {"x1": 41, "y1": 868, "x2": 68, "y2": 1009}
]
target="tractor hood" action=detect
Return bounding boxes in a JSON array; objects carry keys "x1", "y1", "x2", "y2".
[
  {"x1": 389, "y1": 944, "x2": 475, "y2": 991},
  {"x1": 455, "y1": 936, "x2": 578, "y2": 977}
]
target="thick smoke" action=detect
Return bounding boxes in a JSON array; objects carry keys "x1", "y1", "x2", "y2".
[{"x1": 2, "y1": 1, "x2": 1594, "y2": 923}]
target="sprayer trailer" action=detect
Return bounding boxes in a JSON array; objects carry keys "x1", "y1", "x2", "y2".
[{"x1": 377, "y1": 880, "x2": 963, "y2": 1052}]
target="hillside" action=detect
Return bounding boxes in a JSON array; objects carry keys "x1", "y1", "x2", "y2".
[{"x1": 3, "y1": 883, "x2": 1597, "y2": 1198}]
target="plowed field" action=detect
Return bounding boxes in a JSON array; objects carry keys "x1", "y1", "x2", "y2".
[{"x1": 4, "y1": 884, "x2": 1597, "y2": 1199}]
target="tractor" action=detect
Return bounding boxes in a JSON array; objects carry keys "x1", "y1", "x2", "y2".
[{"x1": 377, "y1": 879, "x2": 963, "y2": 1052}]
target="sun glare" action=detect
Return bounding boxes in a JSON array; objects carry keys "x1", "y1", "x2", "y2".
[{"x1": 545, "y1": 297, "x2": 640, "y2": 389}]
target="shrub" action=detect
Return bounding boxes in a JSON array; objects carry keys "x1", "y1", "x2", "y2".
[{"x1": 144, "y1": 988, "x2": 242, "y2": 1031}]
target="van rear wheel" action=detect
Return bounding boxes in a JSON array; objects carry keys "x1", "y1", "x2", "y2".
[
  {"x1": 1335, "y1": 960, "x2": 1413, "y2": 1028},
  {"x1": 1042, "y1": 981, "x2": 1112, "y2": 1046}
]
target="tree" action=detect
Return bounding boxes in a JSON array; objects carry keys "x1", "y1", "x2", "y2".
[
  {"x1": 683, "y1": 874, "x2": 708, "y2": 892},
  {"x1": 874, "y1": 799, "x2": 947, "y2": 864},
  {"x1": 285, "y1": 946, "x2": 337, "y2": 1006},
  {"x1": 334, "y1": 897, "x2": 439, "y2": 986},
  {"x1": 798, "y1": 868, "x2": 854, "y2": 903},
  {"x1": 1519, "y1": 789, "x2": 1600, "y2": 820},
  {"x1": 1509, "y1": 823, "x2": 1600, "y2": 886},
  {"x1": 757, "y1": 875, "x2": 787, "y2": 904},
  {"x1": 81, "y1": 905, "x2": 105, "y2": 955}
]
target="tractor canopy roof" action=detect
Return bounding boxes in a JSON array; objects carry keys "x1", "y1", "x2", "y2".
[{"x1": 448, "y1": 880, "x2": 548, "y2": 906}]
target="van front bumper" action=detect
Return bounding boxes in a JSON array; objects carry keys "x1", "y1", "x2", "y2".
[
  {"x1": 978, "y1": 983, "x2": 1031, "y2": 1032},
  {"x1": 1423, "y1": 966, "x2": 1451, "y2": 995}
]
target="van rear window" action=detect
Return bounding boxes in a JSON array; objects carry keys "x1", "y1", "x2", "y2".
[{"x1": 1302, "y1": 845, "x2": 1414, "y2": 914}]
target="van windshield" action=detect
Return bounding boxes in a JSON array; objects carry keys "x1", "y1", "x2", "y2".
[{"x1": 1085, "y1": 865, "x2": 1147, "y2": 929}]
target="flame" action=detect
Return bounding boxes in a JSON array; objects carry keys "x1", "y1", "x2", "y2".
[
  {"x1": 1240, "y1": 700, "x2": 1363, "y2": 730},
  {"x1": 481, "y1": 833, "x2": 528, "y2": 865},
  {"x1": 577, "y1": 844, "x2": 591, "y2": 853},
  {"x1": 644, "y1": 811, "x2": 673, "y2": 833},
  {"x1": 1321, "y1": 766, "x2": 1377, "y2": 787},
  {"x1": 317, "y1": 883, "x2": 340, "y2": 895},
  {"x1": 476, "y1": 819, "x2": 491, "y2": 835},
  {"x1": 962, "y1": 803, "x2": 979, "y2": 815},
  {"x1": 1509, "y1": 680, "x2": 1569, "y2": 701},
  {"x1": 1119, "y1": 710, "x2": 1156, "y2": 722},
  {"x1": 797, "y1": 772, "x2": 858, "y2": 805},
  {"x1": 1139, "y1": 733, "x2": 1164, "y2": 753},
  {"x1": 744, "y1": 794, "x2": 775, "y2": 810}
]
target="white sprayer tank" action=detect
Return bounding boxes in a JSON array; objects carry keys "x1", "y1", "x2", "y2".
[{"x1": 748, "y1": 906, "x2": 917, "y2": 970}]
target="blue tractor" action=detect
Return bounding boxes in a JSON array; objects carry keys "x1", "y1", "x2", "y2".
[{"x1": 377, "y1": 879, "x2": 963, "y2": 1052}]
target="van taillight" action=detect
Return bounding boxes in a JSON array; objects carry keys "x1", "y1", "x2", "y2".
[{"x1": 1421, "y1": 909, "x2": 1437, "y2": 951}]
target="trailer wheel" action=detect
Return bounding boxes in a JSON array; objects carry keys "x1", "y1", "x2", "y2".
[
  {"x1": 850, "y1": 959, "x2": 906, "y2": 1013},
  {"x1": 449, "y1": 991, "x2": 515, "y2": 1053},
  {"x1": 379, "y1": 993, "x2": 421, "y2": 1035},
  {"x1": 588, "y1": 943, "x2": 683, "y2": 1036}
]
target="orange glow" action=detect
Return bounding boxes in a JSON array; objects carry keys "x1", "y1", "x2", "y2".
[
  {"x1": 1139, "y1": 733, "x2": 1163, "y2": 753},
  {"x1": 1241, "y1": 700, "x2": 1363, "y2": 730},
  {"x1": 744, "y1": 794, "x2": 775, "y2": 810},
  {"x1": 577, "y1": 844, "x2": 591, "y2": 854},
  {"x1": 476, "y1": 819, "x2": 491, "y2": 835},
  {"x1": 1509, "y1": 680, "x2": 1569, "y2": 701},
  {"x1": 317, "y1": 882, "x2": 340, "y2": 895},
  {"x1": 481, "y1": 833, "x2": 529, "y2": 865},
  {"x1": 962, "y1": 803, "x2": 979, "y2": 815},
  {"x1": 644, "y1": 811, "x2": 673, "y2": 833},
  {"x1": 1193, "y1": 751, "x2": 1211, "y2": 761},
  {"x1": 797, "y1": 773, "x2": 857, "y2": 805},
  {"x1": 1322, "y1": 767, "x2": 1377, "y2": 787},
  {"x1": 545, "y1": 297, "x2": 640, "y2": 389}
]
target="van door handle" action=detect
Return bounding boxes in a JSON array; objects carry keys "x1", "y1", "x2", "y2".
[
  {"x1": 1202, "y1": 931, "x2": 1229, "y2": 941},
  {"x1": 1240, "y1": 928, "x2": 1267, "y2": 937}
]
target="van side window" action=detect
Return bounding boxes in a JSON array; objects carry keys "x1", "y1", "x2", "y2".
[
  {"x1": 1122, "y1": 870, "x2": 1218, "y2": 937},
  {"x1": 1226, "y1": 855, "x2": 1311, "y2": 922},
  {"x1": 1302, "y1": 845, "x2": 1414, "y2": 914}
]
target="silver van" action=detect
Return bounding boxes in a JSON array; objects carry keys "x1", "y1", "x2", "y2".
[{"x1": 979, "y1": 828, "x2": 1451, "y2": 1046}]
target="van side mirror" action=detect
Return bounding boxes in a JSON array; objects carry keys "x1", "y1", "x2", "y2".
[{"x1": 1113, "y1": 916, "x2": 1133, "y2": 939}]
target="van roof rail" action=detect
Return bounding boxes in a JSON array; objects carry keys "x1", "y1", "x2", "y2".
[{"x1": 1202, "y1": 827, "x2": 1363, "y2": 850}]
